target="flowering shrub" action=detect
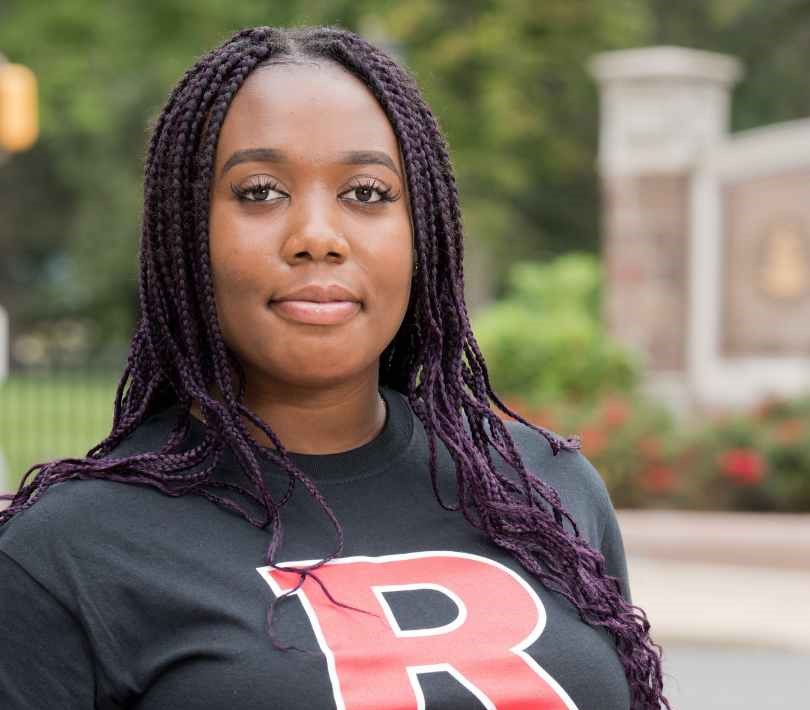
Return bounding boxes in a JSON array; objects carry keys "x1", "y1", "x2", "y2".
[
  {"x1": 478, "y1": 256, "x2": 810, "y2": 511},
  {"x1": 495, "y1": 391, "x2": 810, "y2": 512},
  {"x1": 676, "y1": 414, "x2": 776, "y2": 511},
  {"x1": 717, "y1": 449, "x2": 766, "y2": 486},
  {"x1": 497, "y1": 392, "x2": 683, "y2": 509}
]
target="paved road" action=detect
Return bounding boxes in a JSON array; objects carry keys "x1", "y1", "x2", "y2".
[
  {"x1": 661, "y1": 643, "x2": 809, "y2": 709},
  {"x1": 620, "y1": 512, "x2": 810, "y2": 708}
]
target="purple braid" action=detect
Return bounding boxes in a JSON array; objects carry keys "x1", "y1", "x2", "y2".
[{"x1": 0, "y1": 25, "x2": 670, "y2": 709}]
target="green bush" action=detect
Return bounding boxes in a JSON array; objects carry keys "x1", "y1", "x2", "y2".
[{"x1": 474, "y1": 254, "x2": 640, "y2": 404}]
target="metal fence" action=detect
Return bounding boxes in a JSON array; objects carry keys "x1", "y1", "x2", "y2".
[{"x1": 0, "y1": 368, "x2": 120, "y2": 491}]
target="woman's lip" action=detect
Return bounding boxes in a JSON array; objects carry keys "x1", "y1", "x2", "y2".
[{"x1": 269, "y1": 300, "x2": 361, "y2": 325}]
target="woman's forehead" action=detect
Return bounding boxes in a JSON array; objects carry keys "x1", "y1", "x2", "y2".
[{"x1": 214, "y1": 61, "x2": 402, "y2": 172}]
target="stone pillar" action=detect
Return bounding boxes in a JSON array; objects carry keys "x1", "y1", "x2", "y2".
[{"x1": 588, "y1": 47, "x2": 742, "y2": 410}]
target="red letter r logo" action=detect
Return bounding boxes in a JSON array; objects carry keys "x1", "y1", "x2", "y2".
[{"x1": 258, "y1": 551, "x2": 579, "y2": 710}]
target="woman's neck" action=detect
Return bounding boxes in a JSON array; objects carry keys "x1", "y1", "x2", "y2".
[{"x1": 190, "y1": 371, "x2": 387, "y2": 455}]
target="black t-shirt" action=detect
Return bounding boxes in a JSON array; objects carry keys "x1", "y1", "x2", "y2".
[{"x1": 0, "y1": 386, "x2": 632, "y2": 709}]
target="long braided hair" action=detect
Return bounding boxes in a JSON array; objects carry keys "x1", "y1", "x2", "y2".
[{"x1": 0, "y1": 26, "x2": 670, "y2": 709}]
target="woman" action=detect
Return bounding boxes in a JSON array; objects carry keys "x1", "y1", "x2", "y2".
[{"x1": 0, "y1": 26, "x2": 670, "y2": 709}]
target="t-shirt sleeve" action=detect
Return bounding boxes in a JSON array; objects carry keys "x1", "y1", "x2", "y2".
[
  {"x1": 501, "y1": 421, "x2": 635, "y2": 606},
  {"x1": 598, "y1": 498, "x2": 633, "y2": 605},
  {"x1": 0, "y1": 549, "x2": 96, "y2": 709}
]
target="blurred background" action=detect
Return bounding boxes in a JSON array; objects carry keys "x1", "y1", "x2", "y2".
[{"x1": 1, "y1": 1, "x2": 810, "y2": 708}]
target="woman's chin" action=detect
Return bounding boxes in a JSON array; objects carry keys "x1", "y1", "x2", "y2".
[{"x1": 257, "y1": 355, "x2": 377, "y2": 388}]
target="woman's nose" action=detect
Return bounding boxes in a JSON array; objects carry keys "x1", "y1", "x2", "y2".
[{"x1": 280, "y1": 193, "x2": 350, "y2": 265}]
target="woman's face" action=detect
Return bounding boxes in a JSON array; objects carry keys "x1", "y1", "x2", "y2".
[{"x1": 208, "y1": 61, "x2": 413, "y2": 391}]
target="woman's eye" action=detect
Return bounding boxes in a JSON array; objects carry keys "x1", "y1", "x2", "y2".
[
  {"x1": 341, "y1": 180, "x2": 394, "y2": 204},
  {"x1": 230, "y1": 180, "x2": 286, "y2": 203}
]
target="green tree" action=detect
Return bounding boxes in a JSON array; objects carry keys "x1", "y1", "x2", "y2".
[
  {"x1": 379, "y1": 0, "x2": 647, "y2": 274},
  {"x1": 0, "y1": 0, "x2": 386, "y2": 354},
  {"x1": 646, "y1": 0, "x2": 810, "y2": 131},
  {"x1": 0, "y1": 0, "x2": 648, "y2": 356}
]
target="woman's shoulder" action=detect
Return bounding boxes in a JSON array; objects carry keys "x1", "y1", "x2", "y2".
[
  {"x1": 503, "y1": 419, "x2": 608, "y2": 490},
  {"x1": 0, "y1": 476, "x2": 167, "y2": 610},
  {"x1": 497, "y1": 418, "x2": 616, "y2": 541},
  {"x1": 0, "y1": 477, "x2": 152, "y2": 552}
]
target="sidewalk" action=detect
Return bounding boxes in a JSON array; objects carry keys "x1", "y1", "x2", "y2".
[{"x1": 617, "y1": 510, "x2": 810, "y2": 653}]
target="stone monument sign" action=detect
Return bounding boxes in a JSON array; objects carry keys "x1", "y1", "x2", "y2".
[{"x1": 590, "y1": 46, "x2": 810, "y2": 411}]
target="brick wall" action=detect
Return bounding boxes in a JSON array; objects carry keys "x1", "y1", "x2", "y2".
[{"x1": 602, "y1": 173, "x2": 690, "y2": 371}]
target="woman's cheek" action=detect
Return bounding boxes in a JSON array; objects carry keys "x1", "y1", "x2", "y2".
[{"x1": 212, "y1": 232, "x2": 272, "y2": 300}]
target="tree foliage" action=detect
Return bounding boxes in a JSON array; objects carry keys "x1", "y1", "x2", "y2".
[{"x1": 0, "y1": 1, "x2": 385, "y2": 348}]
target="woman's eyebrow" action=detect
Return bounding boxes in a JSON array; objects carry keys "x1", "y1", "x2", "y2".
[
  {"x1": 338, "y1": 150, "x2": 401, "y2": 178},
  {"x1": 220, "y1": 147, "x2": 401, "y2": 178}
]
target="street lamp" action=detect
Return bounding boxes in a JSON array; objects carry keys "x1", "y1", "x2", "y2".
[
  {"x1": 0, "y1": 54, "x2": 37, "y2": 489},
  {"x1": 0, "y1": 56, "x2": 38, "y2": 155},
  {"x1": 0, "y1": 55, "x2": 37, "y2": 381}
]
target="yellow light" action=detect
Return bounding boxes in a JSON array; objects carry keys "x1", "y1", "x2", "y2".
[{"x1": 0, "y1": 63, "x2": 38, "y2": 153}]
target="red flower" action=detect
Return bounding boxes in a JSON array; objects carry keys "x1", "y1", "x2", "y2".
[
  {"x1": 717, "y1": 448, "x2": 766, "y2": 485},
  {"x1": 640, "y1": 465, "x2": 677, "y2": 494},
  {"x1": 580, "y1": 427, "x2": 608, "y2": 457},
  {"x1": 639, "y1": 435, "x2": 664, "y2": 460},
  {"x1": 601, "y1": 396, "x2": 631, "y2": 429}
]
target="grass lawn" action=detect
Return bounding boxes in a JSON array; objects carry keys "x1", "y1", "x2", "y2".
[{"x1": 0, "y1": 372, "x2": 120, "y2": 491}]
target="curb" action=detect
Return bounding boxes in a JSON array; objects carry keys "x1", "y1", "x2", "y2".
[{"x1": 617, "y1": 509, "x2": 810, "y2": 571}]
